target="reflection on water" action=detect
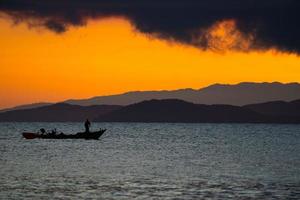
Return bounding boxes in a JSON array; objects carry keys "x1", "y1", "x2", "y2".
[{"x1": 0, "y1": 122, "x2": 300, "y2": 199}]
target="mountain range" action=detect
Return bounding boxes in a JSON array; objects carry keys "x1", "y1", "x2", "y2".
[
  {"x1": 2, "y1": 82, "x2": 300, "y2": 113},
  {"x1": 0, "y1": 99, "x2": 299, "y2": 123},
  {"x1": 65, "y1": 82, "x2": 300, "y2": 106},
  {"x1": 0, "y1": 103, "x2": 52, "y2": 113},
  {"x1": 0, "y1": 104, "x2": 121, "y2": 122}
]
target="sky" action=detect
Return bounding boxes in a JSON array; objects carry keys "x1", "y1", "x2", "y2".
[{"x1": 0, "y1": 1, "x2": 300, "y2": 109}]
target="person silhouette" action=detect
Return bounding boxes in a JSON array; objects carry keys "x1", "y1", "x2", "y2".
[
  {"x1": 40, "y1": 128, "x2": 46, "y2": 135},
  {"x1": 84, "y1": 119, "x2": 91, "y2": 133}
]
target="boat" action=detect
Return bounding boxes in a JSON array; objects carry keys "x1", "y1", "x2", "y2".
[{"x1": 22, "y1": 129, "x2": 106, "y2": 140}]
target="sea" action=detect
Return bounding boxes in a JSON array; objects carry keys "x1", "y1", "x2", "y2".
[{"x1": 0, "y1": 122, "x2": 299, "y2": 199}]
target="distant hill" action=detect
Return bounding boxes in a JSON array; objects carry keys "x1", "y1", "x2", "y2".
[
  {"x1": 3, "y1": 82, "x2": 300, "y2": 113},
  {"x1": 94, "y1": 99, "x2": 268, "y2": 123},
  {"x1": 0, "y1": 103, "x2": 121, "y2": 122},
  {"x1": 244, "y1": 100, "x2": 300, "y2": 117},
  {"x1": 1, "y1": 99, "x2": 300, "y2": 123},
  {"x1": 0, "y1": 103, "x2": 52, "y2": 113},
  {"x1": 65, "y1": 82, "x2": 300, "y2": 106}
]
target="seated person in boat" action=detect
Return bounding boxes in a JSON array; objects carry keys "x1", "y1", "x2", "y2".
[
  {"x1": 40, "y1": 128, "x2": 46, "y2": 135},
  {"x1": 49, "y1": 129, "x2": 57, "y2": 136}
]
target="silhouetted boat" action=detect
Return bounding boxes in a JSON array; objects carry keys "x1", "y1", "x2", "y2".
[{"x1": 22, "y1": 129, "x2": 106, "y2": 140}]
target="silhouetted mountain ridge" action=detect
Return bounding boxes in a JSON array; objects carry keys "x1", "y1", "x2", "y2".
[
  {"x1": 0, "y1": 102, "x2": 52, "y2": 113},
  {"x1": 1, "y1": 99, "x2": 300, "y2": 123},
  {"x1": 244, "y1": 100, "x2": 300, "y2": 117},
  {"x1": 0, "y1": 103, "x2": 121, "y2": 122},
  {"x1": 2, "y1": 82, "x2": 300, "y2": 112},
  {"x1": 94, "y1": 99, "x2": 268, "y2": 123},
  {"x1": 65, "y1": 82, "x2": 300, "y2": 106},
  {"x1": 94, "y1": 99, "x2": 300, "y2": 123}
]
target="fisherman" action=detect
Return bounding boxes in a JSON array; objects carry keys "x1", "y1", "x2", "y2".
[
  {"x1": 40, "y1": 128, "x2": 46, "y2": 135},
  {"x1": 50, "y1": 129, "x2": 57, "y2": 136},
  {"x1": 84, "y1": 119, "x2": 91, "y2": 133}
]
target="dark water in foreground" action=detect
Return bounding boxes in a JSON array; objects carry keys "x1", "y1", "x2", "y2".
[{"x1": 0, "y1": 122, "x2": 300, "y2": 199}]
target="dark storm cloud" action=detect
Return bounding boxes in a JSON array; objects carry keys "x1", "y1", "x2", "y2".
[
  {"x1": 0, "y1": 0, "x2": 299, "y2": 53},
  {"x1": 44, "y1": 20, "x2": 67, "y2": 33}
]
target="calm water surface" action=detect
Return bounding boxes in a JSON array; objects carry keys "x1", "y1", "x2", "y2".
[{"x1": 0, "y1": 122, "x2": 300, "y2": 199}]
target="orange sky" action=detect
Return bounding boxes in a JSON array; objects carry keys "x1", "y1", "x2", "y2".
[{"x1": 0, "y1": 17, "x2": 300, "y2": 109}]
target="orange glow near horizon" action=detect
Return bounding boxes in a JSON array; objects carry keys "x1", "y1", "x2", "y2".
[{"x1": 0, "y1": 17, "x2": 300, "y2": 109}]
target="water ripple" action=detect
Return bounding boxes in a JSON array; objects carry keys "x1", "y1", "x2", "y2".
[{"x1": 0, "y1": 122, "x2": 300, "y2": 199}]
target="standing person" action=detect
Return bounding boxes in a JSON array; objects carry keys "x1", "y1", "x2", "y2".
[{"x1": 84, "y1": 119, "x2": 91, "y2": 133}]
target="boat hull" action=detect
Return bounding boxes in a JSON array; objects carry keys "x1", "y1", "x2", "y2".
[{"x1": 22, "y1": 129, "x2": 106, "y2": 140}]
